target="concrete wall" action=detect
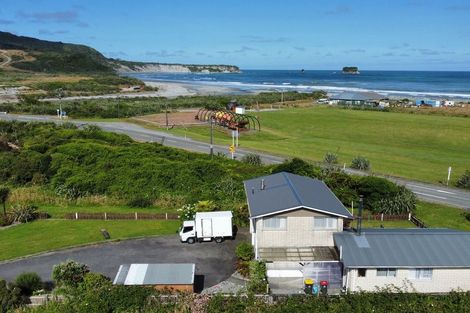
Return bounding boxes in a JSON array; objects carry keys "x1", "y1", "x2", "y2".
[
  {"x1": 346, "y1": 268, "x2": 470, "y2": 293},
  {"x1": 254, "y1": 209, "x2": 343, "y2": 248}
]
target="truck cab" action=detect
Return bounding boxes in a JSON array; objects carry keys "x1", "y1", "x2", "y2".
[{"x1": 179, "y1": 221, "x2": 196, "y2": 244}]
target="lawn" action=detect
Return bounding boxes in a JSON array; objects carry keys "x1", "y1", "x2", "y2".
[
  {"x1": 40, "y1": 204, "x2": 174, "y2": 218},
  {"x1": 0, "y1": 220, "x2": 180, "y2": 261},
  {"x1": 415, "y1": 201, "x2": 470, "y2": 231},
  {"x1": 163, "y1": 106, "x2": 470, "y2": 184}
]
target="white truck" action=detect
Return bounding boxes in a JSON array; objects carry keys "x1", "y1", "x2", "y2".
[{"x1": 179, "y1": 211, "x2": 233, "y2": 244}]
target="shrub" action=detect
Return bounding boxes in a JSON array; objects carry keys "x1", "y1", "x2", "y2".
[
  {"x1": 247, "y1": 261, "x2": 267, "y2": 293},
  {"x1": 195, "y1": 200, "x2": 217, "y2": 212},
  {"x1": 236, "y1": 242, "x2": 254, "y2": 261},
  {"x1": 272, "y1": 158, "x2": 321, "y2": 178},
  {"x1": 52, "y1": 260, "x2": 90, "y2": 288},
  {"x1": 233, "y1": 205, "x2": 249, "y2": 227},
  {"x1": 15, "y1": 272, "x2": 43, "y2": 296},
  {"x1": 456, "y1": 170, "x2": 470, "y2": 189},
  {"x1": 0, "y1": 185, "x2": 10, "y2": 216},
  {"x1": 356, "y1": 176, "x2": 400, "y2": 212},
  {"x1": 464, "y1": 212, "x2": 470, "y2": 222},
  {"x1": 241, "y1": 153, "x2": 262, "y2": 166},
  {"x1": 177, "y1": 204, "x2": 196, "y2": 221},
  {"x1": 351, "y1": 155, "x2": 370, "y2": 171},
  {"x1": 376, "y1": 186, "x2": 417, "y2": 214},
  {"x1": 127, "y1": 196, "x2": 153, "y2": 208},
  {"x1": 324, "y1": 152, "x2": 338, "y2": 165},
  {"x1": 9, "y1": 204, "x2": 39, "y2": 223},
  {"x1": 0, "y1": 279, "x2": 24, "y2": 312}
]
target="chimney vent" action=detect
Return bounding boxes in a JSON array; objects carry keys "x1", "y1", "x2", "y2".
[
  {"x1": 260, "y1": 179, "x2": 265, "y2": 190},
  {"x1": 356, "y1": 195, "x2": 364, "y2": 236}
]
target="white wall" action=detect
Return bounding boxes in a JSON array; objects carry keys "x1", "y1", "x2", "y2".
[
  {"x1": 254, "y1": 209, "x2": 343, "y2": 249},
  {"x1": 346, "y1": 268, "x2": 470, "y2": 293}
]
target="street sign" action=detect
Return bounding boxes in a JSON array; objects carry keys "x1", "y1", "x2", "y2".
[{"x1": 229, "y1": 145, "x2": 235, "y2": 153}]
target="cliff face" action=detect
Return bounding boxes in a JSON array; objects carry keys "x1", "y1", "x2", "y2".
[{"x1": 112, "y1": 61, "x2": 240, "y2": 73}]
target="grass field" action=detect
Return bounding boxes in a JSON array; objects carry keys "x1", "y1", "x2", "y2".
[
  {"x1": 40, "y1": 204, "x2": 173, "y2": 218},
  {"x1": 164, "y1": 106, "x2": 470, "y2": 184},
  {"x1": 0, "y1": 220, "x2": 179, "y2": 261},
  {"x1": 415, "y1": 201, "x2": 470, "y2": 231}
]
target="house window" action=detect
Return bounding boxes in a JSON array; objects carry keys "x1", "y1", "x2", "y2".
[
  {"x1": 313, "y1": 217, "x2": 337, "y2": 230},
  {"x1": 263, "y1": 217, "x2": 287, "y2": 230},
  {"x1": 409, "y1": 269, "x2": 433, "y2": 280},
  {"x1": 358, "y1": 268, "x2": 367, "y2": 277},
  {"x1": 377, "y1": 268, "x2": 397, "y2": 277}
]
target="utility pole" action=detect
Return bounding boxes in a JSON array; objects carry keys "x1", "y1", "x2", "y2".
[
  {"x1": 210, "y1": 117, "x2": 214, "y2": 157},
  {"x1": 357, "y1": 195, "x2": 363, "y2": 235},
  {"x1": 57, "y1": 88, "x2": 63, "y2": 119},
  {"x1": 165, "y1": 103, "x2": 169, "y2": 130}
]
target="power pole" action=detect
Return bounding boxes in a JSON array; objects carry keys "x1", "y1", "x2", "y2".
[
  {"x1": 165, "y1": 103, "x2": 169, "y2": 130},
  {"x1": 210, "y1": 117, "x2": 214, "y2": 157}
]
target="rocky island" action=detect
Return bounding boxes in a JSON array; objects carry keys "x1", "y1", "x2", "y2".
[{"x1": 342, "y1": 66, "x2": 360, "y2": 74}]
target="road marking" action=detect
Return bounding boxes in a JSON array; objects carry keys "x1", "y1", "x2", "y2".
[
  {"x1": 408, "y1": 184, "x2": 456, "y2": 195},
  {"x1": 413, "y1": 191, "x2": 447, "y2": 200}
]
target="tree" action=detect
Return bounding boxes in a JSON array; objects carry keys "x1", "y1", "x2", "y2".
[
  {"x1": 272, "y1": 158, "x2": 320, "y2": 178},
  {"x1": 0, "y1": 186, "x2": 10, "y2": 217},
  {"x1": 15, "y1": 272, "x2": 43, "y2": 296}
]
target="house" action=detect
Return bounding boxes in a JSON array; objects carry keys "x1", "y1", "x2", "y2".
[
  {"x1": 244, "y1": 172, "x2": 470, "y2": 294},
  {"x1": 244, "y1": 172, "x2": 353, "y2": 293},
  {"x1": 334, "y1": 229, "x2": 470, "y2": 293},
  {"x1": 415, "y1": 99, "x2": 441, "y2": 107},
  {"x1": 329, "y1": 91, "x2": 387, "y2": 107},
  {"x1": 113, "y1": 263, "x2": 195, "y2": 292}
]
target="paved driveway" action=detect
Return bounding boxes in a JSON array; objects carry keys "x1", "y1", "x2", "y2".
[{"x1": 0, "y1": 233, "x2": 246, "y2": 290}]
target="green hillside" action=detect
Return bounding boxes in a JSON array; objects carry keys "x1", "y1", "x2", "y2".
[{"x1": 0, "y1": 31, "x2": 113, "y2": 73}]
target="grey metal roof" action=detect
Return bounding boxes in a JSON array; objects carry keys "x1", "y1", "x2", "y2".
[
  {"x1": 334, "y1": 229, "x2": 470, "y2": 268},
  {"x1": 113, "y1": 263, "x2": 195, "y2": 285},
  {"x1": 244, "y1": 172, "x2": 352, "y2": 219},
  {"x1": 331, "y1": 91, "x2": 385, "y2": 101}
]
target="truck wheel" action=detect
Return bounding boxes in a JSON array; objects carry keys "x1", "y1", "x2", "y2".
[
  {"x1": 215, "y1": 237, "x2": 224, "y2": 243},
  {"x1": 187, "y1": 238, "x2": 195, "y2": 244}
]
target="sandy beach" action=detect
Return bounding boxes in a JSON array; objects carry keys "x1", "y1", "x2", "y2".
[{"x1": 144, "y1": 81, "x2": 246, "y2": 98}]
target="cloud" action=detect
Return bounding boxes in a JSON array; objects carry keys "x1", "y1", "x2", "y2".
[
  {"x1": 324, "y1": 5, "x2": 351, "y2": 15},
  {"x1": 146, "y1": 50, "x2": 186, "y2": 58},
  {"x1": 38, "y1": 29, "x2": 69, "y2": 35},
  {"x1": 241, "y1": 35, "x2": 290, "y2": 43},
  {"x1": 0, "y1": 19, "x2": 14, "y2": 25},
  {"x1": 343, "y1": 49, "x2": 366, "y2": 53},
  {"x1": 16, "y1": 9, "x2": 88, "y2": 27},
  {"x1": 446, "y1": 5, "x2": 470, "y2": 11},
  {"x1": 293, "y1": 46, "x2": 305, "y2": 51},
  {"x1": 382, "y1": 52, "x2": 396, "y2": 57},
  {"x1": 415, "y1": 48, "x2": 454, "y2": 56},
  {"x1": 104, "y1": 51, "x2": 129, "y2": 59},
  {"x1": 233, "y1": 46, "x2": 256, "y2": 53}
]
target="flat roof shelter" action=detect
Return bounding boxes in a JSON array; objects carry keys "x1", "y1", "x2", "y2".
[
  {"x1": 113, "y1": 263, "x2": 196, "y2": 292},
  {"x1": 329, "y1": 91, "x2": 387, "y2": 107}
]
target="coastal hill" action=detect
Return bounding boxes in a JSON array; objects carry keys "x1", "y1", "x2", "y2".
[
  {"x1": 110, "y1": 59, "x2": 239, "y2": 73},
  {"x1": 0, "y1": 31, "x2": 239, "y2": 74}
]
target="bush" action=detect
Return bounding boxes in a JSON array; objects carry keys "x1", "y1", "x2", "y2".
[
  {"x1": 236, "y1": 242, "x2": 254, "y2": 261},
  {"x1": 456, "y1": 170, "x2": 470, "y2": 189},
  {"x1": 351, "y1": 155, "x2": 370, "y2": 171},
  {"x1": 247, "y1": 261, "x2": 267, "y2": 293},
  {"x1": 356, "y1": 176, "x2": 400, "y2": 212},
  {"x1": 177, "y1": 204, "x2": 196, "y2": 221},
  {"x1": 127, "y1": 196, "x2": 153, "y2": 208},
  {"x1": 241, "y1": 153, "x2": 262, "y2": 166},
  {"x1": 272, "y1": 158, "x2": 321, "y2": 178},
  {"x1": 9, "y1": 204, "x2": 39, "y2": 223},
  {"x1": 233, "y1": 205, "x2": 249, "y2": 227},
  {"x1": 324, "y1": 152, "x2": 338, "y2": 165},
  {"x1": 0, "y1": 279, "x2": 24, "y2": 312},
  {"x1": 52, "y1": 260, "x2": 90, "y2": 288},
  {"x1": 15, "y1": 272, "x2": 43, "y2": 296},
  {"x1": 375, "y1": 186, "x2": 417, "y2": 214}
]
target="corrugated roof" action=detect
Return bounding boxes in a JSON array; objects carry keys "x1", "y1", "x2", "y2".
[
  {"x1": 113, "y1": 263, "x2": 195, "y2": 285},
  {"x1": 331, "y1": 91, "x2": 385, "y2": 101},
  {"x1": 244, "y1": 172, "x2": 352, "y2": 219},
  {"x1": 334, "y1": 229, "x2": 470, "y2": 268}
]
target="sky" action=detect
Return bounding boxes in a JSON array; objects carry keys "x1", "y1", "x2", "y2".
[{"x1": 1, "y1": 0, "x2": 470, "y2": 70}]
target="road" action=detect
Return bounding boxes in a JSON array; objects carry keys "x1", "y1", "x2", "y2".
[
  {"x1": 0, "y1": 50, "x2": 12, "y2": 68},
  {"x1": 1, "y1": 113, "x2": 469, "y2": 210},
  {"x1": 0, "y1": 234, "x2": 245, "y2": 290}
]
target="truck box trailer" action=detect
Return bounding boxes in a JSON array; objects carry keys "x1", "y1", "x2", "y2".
[{"x1": 179, "y1": 211, "x2": 233, "y2": 244}]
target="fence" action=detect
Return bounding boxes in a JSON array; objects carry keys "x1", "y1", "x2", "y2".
[
  {"x1": 354, "y1": 213, "x2": 427, "y2": 228},
  {"x1": 63, "y1": 212, "x2": 179, "y2": 220}
]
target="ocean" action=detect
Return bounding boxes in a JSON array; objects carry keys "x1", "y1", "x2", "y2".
[{"x1": 128, "y1": 70, "x2": 470, "y2": 99}]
